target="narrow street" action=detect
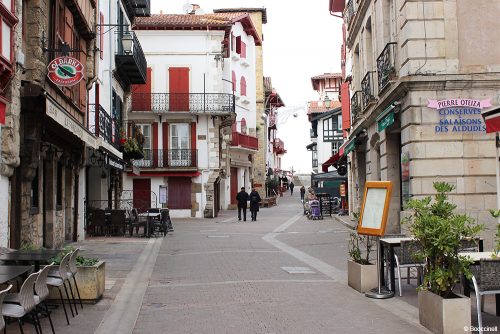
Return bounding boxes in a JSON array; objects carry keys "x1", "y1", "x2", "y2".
[{"x1": 39, "y1": 193, "x2": 428, "y2": 334}]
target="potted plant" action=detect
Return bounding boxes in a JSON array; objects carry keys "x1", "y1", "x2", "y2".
[
  {"x1": 122, "y1": 137, "x2": 144, "y2": 160},
  {"x1": 404, "y1": 182, "x2": 483, "y2": 334},
  {"x1": 488, "y1": 209, "x2": 500, "y2": 258},
  {"x1": 347, "y1": 227, "x2": 378, "y2": 293},
  {"x1": 48, "y1": 246, "x2": 105, "y2": 303}
]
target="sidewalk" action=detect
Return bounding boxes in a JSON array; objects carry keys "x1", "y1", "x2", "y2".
[{"x1": 6, "y1": 192, "x2": 497, "y2": 333}]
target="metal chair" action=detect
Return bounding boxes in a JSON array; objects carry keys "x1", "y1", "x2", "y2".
[
  {"x1": 34, "y1": 263, "x2": 56, "y2": 334},
  {"x1": 2, "y1": 271, "x2": 41, "y2": 334},
  {"x1": 471, "y1": 258, "x2": 500, "y2": 334},
  {"x1": 47, "y1": 252, "x2": 74, "y2": 325},
  {"x1": 91, "y1": 209, "x2": 106, "y2": 236},
  {"x1": 394, "y1": 240, "x2": 425, "y2": 296},
  {"x1": 109, "y1": 210, "x2": 126, "y2": 236},
  {"x1": 67, "y1": 249, "x2": 83, "y2": 310},
  {"x1": 0, "y1": 284, "x2": 12, "y2": 333}
]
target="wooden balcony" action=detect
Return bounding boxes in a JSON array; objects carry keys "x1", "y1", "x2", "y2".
[{"x1": 231, "y1": 132, "x2": 258, "y2": 151}]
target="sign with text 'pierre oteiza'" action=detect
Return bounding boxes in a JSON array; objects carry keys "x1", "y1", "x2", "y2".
[
  {"x1": 47, "y1": 56, "x2": 84, "y2": 87},
  {"x1": 428, "y1": 98, "x2": 491, "y2": 133}
]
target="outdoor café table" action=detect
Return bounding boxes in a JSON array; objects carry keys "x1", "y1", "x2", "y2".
[
  {"x1": 0, "y1": 249, "x2": 61, "y2": 271},
  {"x1": 379, "y1": 237, "x2": 413, "y2": 293},
  {"x1": 0, "y1": 265, "x2": 32, "y2": 284},
  {"x1": 459, "y1": 251, "x2": 500, "y2": 316},
  {"x1": 137, "y1": 212, "x2": 161, "y2": 237}
]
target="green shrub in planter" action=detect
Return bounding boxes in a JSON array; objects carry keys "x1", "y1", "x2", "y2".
[
  {"x1": 50, "y1": 245, "x2": 99, "y2": 267},
  {"x1": 403, "y1": 182, "x2": 483, "y2": 298}
]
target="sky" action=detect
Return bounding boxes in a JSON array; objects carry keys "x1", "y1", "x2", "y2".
[{"x1": 151, "y1": 1, "x2": 343, "y2": 174}]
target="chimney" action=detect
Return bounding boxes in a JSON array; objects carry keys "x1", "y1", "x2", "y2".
[
  {"x1": 189, "y1": 4, "x2": 201, "y2": 15},
  {"x1": 160, "y1": 10, "x2": 163, "y2": 14}
]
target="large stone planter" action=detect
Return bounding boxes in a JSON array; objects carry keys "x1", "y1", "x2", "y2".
[
  {"x1": 418, "y1": 290, "x2": 471, "y2": 334},
  {"x1": 48, "y1": 261, "x2": 105, "y2": 304},
  {"x1": 347, "y1": 259, "x2": 378, "y2": 293}
]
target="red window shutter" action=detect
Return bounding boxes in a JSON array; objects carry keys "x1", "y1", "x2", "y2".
[
  {"x1": 231, "y1": 120, "x2": 236, "y2": 133},
  {"x1": 190, "y1": 122, "x2": 196, "y2": 151},
  {"x1": 169, "y1": 67, "x2": 190, "y2": 111},
  {"x1": 231, "y1": 71, "x2": 236, "y2": 93},
  {"x1": 100, "y1": 12, "x2": 104, "y2": 59},
  {"x1": 241, "y1": 42, "x2": 246, "y2": 59},
  {"x1": 132, "y1": 67, "x2": 152, "y2": 111},
  {"x1": 152, "y1": 122, "x2": 158, "y2": 167},
  {"x1": 236, "y1": 36, "x2": 241, "y2": 54},
  {"x1": 162, "y1": 122, "x2": 169, "y2": 166},
  {"x1": 0, "y1": 101, "x2": 6, "y2": 125},
  {"x1": 240, "y1": 76, "x2": 246, "y2": 96},
  {"x1": 341, "y1": 82, "x2": 351, "y2": 132}
]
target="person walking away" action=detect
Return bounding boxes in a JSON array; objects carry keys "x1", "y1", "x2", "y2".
[
  {"x1": 236, "y1": 187, "x2": 249, "y2": 221},
  {"x1": 289, "y1": 181, "x2": 295, "y2": 195},
  {"x1": 249, "y1": 188, "x2": 262, "y2": 221},
  {"x1": 300, "y1": 186, "x2": 306, "y2": 202}
]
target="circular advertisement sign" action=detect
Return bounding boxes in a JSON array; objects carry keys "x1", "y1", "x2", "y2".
[{"x1": 47, "y1": 56, "x2": 85, "y2": 87}]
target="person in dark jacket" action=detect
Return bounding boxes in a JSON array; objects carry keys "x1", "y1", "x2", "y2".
[
  {"x1": 249, "y1": 187, "x2": 262, "y2": 221},
  {"x1": 300, "y1": 186, "x2": 306, "y2": 202},
  {"x1": 236, "y1": 187, "x2": 249, "y2": 221},
  {"x1": 289, "y1": 181, "x2": 295, "y2": 195}
]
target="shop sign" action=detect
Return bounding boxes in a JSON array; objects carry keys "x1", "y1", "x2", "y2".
[
  {"x1": 159, "y1": 185, "x2": 168, "y2": 204},
  {"x1": 377, "y1": 110, "x2": 394, "y2": 132},
  {"x1": 107, "y1": 156, "x2": 125, "y2": 171},
  {"x1": 339, "y1": 184, "x2": 346, "y2": 197},
  {"x1": 47, "y1": 56, "x2": 85, "y2": 87},
  {"x1": 428, "y1": 98, "x2": 490, "y2": 133}
]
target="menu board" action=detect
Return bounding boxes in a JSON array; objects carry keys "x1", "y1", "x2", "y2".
[{"x1": 357, "y1": 181, "x2": 393, "y2": 236}]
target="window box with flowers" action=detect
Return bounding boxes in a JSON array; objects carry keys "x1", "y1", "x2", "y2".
[{"x1": 120, "y1": 127, "x2": 145, "y2": 160}]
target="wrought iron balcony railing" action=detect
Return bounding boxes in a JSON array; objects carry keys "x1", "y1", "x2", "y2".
[
  {"x1": 131, "y1": 149, "x2": 197, "y2": 168},
  {"x1": 361, "y1": 72, "x2": 375, "y2": 109},
  {"x1": 344, "y1": 0, "x2": 355, "y2": 27},
  {"x1": 122, "y1": 0, "x2": 151, "y2": 20},
  {"x1": 131, "y1": 93, "x2": 235, "y2": 115},
  {"x1": 115, "y1": 31, "x2": 147, "y2": 86},
  {"x1": 231, "y1": 132, "x2": 258, "y2": 150},
  {"x1": 377, "y1": 42, "x2": 397, "y2": 93},
  {"x1": 88, "y1": 104, "x2": 121, "y2": 150},
  {"x1": 350, "y1": 91, "x2": 362, "y2": 125}
]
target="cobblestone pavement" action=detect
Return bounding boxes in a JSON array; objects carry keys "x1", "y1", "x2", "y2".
[{"x1": 6, "y1": 193, "x2": 499, "y2": 333}]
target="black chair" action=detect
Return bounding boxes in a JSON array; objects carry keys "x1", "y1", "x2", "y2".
[
  {"x1": 108, "y1": 210, "x2": 126, "y2": 236},
  {"x1": 92, "y1": 210, "x2": 106, "y2": 236}
]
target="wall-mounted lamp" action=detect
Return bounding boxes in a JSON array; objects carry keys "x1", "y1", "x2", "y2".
[
  {"x1": 324, "y1": 95, "x2": 331, "y2": 109},
  {"x1": 121, "y1": 32, "x2": 134, "y2": 55}
]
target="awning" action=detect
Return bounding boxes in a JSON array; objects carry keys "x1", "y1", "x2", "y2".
[
  {"x1": 322, "y1": 152, "x2": 341, "y2": 172},
  {"x1": 306, "y1": 142, "x2": 317, "y2": 150},
  {"x1": 377, "y1": 104, "x2": 396, "y2": 132},
  {"x1": 45, "y1": 96, "x2": 97, "y2": 148},
  {"x1": 127, "y1": 171, "x2": 201, "y2": 177},
  {"x1": 344, "y1": 136, "x2": 356, "y2": 155},
  {"x1": 481, "y1": 107, "x2": 500, "y2": 133}
]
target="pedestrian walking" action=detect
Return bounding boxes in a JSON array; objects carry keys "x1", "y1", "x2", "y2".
[
  {"x1": 300, "y1": 186, "x2": 306, "y2": 202},
  {"x1": 289, "y1": 181, "x2": 295, "y2": 195},
  {"x1": 236, "y1": 187, "x2": 249, "y2": 221},
  {"x1": 249, "y1": 187, "x2": 262, "y2": 221}
]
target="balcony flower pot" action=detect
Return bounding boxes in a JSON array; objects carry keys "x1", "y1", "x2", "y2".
[
  {"x1": 48, "y1": 260, "x2": 106, "y2": 304},
  {"x1": 347, "y1": 259, "x2": 377, "y2": 293}
]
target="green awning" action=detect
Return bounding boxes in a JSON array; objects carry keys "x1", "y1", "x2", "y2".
[
  {"x1": 344, "y1": 137, "x2": 356, "y2": 155},
  {"x1": 377, "y1": 104, "x2": 396, "y2": 132}
]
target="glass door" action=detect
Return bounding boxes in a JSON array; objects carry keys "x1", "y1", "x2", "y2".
[{"x1": 170, "y1": 124, "x2": 190, "y2": 166}]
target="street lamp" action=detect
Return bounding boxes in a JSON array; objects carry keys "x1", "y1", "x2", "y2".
[
  {"x1": 324, "y1": 95, "x2": 331, "y2": 109},
  {"x1": 121, "y1": 32, "x2": 134, "y2": 55}
]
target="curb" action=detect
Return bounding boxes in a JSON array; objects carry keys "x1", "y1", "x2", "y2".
[{"x1": 333, "y1": 214, "x2": 356, "y2": 230}]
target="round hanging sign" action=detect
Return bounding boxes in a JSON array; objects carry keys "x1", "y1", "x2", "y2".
[{"x1": 47, "y1": 56, "x2": 85, "y2": 86}]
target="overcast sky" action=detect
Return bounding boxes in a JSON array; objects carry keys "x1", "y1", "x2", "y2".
[{"x1": 151, "y1": 1, "x2": 343, "y2": 174}]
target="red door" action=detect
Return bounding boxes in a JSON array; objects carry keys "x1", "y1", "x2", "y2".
[
  {"x1": 168, "y1": 177, "x2": 191, "y2": 209},
  {"x1": 133, "y1": 179, "x2": 151, "y2": 213},
  {"x1": 132, "y1": 67, "x2": 152, "y2": 111},
  {"x1": 230, "y1": 167, "x2": 238, "y2": 205},
  {"x1": 169, "y1": 67, "x2": 189, "y2": 111}
]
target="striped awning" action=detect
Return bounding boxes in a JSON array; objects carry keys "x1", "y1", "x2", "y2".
[{"x1": 481, "y1": 107, "x2": 500, "y2": 133}]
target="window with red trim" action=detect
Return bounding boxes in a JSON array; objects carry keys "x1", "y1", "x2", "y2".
[
  {"x1": 236, "y1": 36, "x2": 241, "y2": 54},
  {"x1": 241, "y1": 118, "x2": 247, "y2": 134},
  {"x1": 240, "y1": 76, "x2": 246, "y2": 96},
  {"x1": 240, "y1": 41, "x2": 246, "y2": 59},
  {"x1": 232, "y1": 71, "x2": 236, "y2": 93},
  {"x1": 0, "y1": 0, "x2": 17, "y2": 64}
]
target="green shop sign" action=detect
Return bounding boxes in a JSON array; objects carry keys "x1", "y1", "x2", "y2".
[
  {"x1": 377, "y1": 105, "x2": 395, "y2": 132},
  {"x1": 344, "y1": 138, "x2": 356, "y2": 155}
]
